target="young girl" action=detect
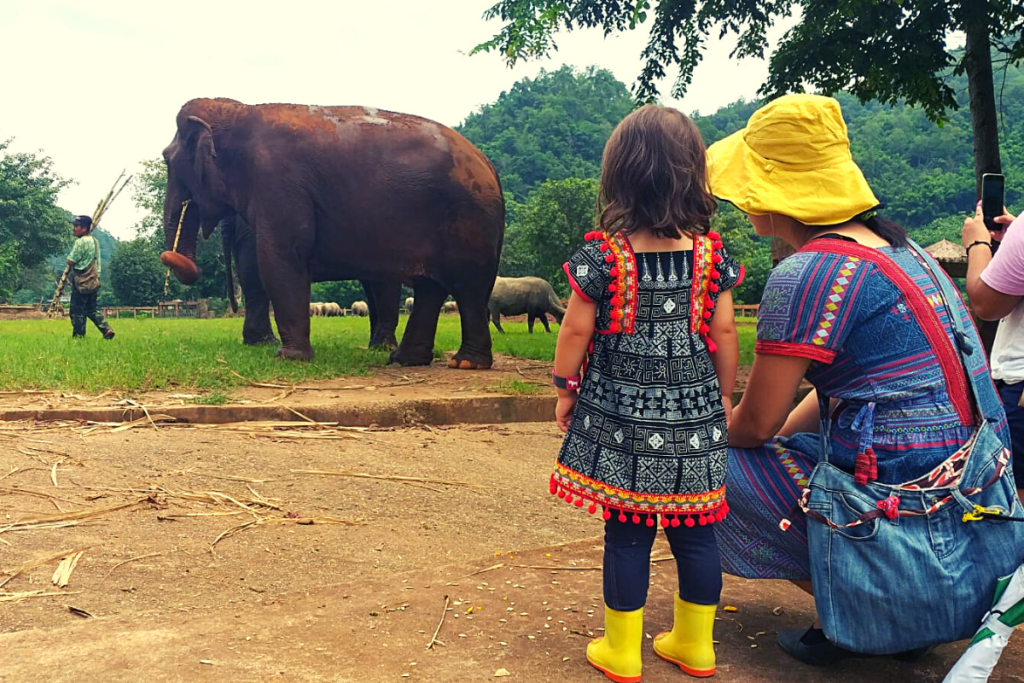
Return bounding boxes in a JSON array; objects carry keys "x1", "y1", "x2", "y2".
[{"x1": 550, "y1": 105, "x2": 741, "y2": 682}]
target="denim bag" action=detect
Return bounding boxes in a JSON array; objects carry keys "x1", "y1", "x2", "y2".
[{"x1": 801, "y1": 241, "x2": 1024, "y2": 654}]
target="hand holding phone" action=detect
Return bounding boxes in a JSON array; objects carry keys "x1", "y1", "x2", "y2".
[{"x1": 982, "y1": 173, "x2": 1005, "y2": 233}]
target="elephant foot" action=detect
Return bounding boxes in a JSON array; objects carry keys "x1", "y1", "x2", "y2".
[
  {"x1": 448, "y1": 351, "x2": 492, "y2": 370},
  {"x1": 368, "y1": 335, "x2": 399, "y2": 350},
  {"x1": 277, "y1": 345, "x2": 314, "y2": 362},
  {"x1": 389, "y1": 346, "x2": 433, "y2": 366},
  {"x1": 244, "y1": 335, "x2": 279, "y2": 347}
]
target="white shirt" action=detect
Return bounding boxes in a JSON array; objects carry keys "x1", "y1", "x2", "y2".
[{"x1": 990, "y1": 300, "x2": 1024, "y2": 383}]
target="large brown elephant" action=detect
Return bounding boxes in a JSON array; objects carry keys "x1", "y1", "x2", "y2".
[{"x1": 160, "y1": 98, "x2": 505, "y2": 368}]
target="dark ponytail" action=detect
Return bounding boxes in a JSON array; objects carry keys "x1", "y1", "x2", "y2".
[{"x1": 861, "y1": 212, "x2": 908, "y2": 247}]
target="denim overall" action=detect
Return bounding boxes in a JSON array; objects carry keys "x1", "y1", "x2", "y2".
[{"x1": 803, "y1": 242, "x2": 1024, "y2": 654}]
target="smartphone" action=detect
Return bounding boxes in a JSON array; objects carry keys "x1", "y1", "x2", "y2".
[{"x1": 982, "y1": 173, "x2": 1005, "y2": 232}]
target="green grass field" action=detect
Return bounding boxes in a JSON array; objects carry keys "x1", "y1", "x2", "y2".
[{"x1": 0, "y1": 317, "x2": 755, "y2": 392}]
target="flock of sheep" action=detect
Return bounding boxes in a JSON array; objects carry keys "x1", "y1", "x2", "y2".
[
  {"x1": 308, "y1": 302, "x2": 344, "y2": 317},
  {"x1": 308, "y1": 300, "x2": 458, "y2": 318}
]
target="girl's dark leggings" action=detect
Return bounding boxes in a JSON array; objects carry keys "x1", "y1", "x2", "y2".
[{"x1": 603, "y1": 514, "x2": 722, "y2": 612}]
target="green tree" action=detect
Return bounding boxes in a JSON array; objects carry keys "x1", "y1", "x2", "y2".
[
  {"x1": 474, "y1": 0, "x2": 1024, "y2": 192},
  {"x1": 501, "y1": 177, "x2": 599, "y2": 296},
  {"x1": 711, "y1": 206, "x2": 771, "y2": 305},
  {"x1": 457, "y1": 65, "x2": 634, "y2": 200},
  {"x1": 0, "y1": 139, "x2": 72, "y2": 301},
  {"x1": 110, "y1": 237, "x2": 167, "y2": 306},
  {"x1": 311, "y1": 280, "x2": 366, "y2": 308}
]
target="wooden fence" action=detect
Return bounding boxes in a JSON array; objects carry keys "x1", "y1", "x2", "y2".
[{"x1": 102, "y1": 300, "x2": 206, "y2": 319}]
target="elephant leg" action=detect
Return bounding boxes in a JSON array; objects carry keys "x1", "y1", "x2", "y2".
[
  {"x1": 235, "y1": 228, "x2": 277, "y2": 346},
  {"x1": 255, "y1": 212, "x2": 314, "y2": 361},
  {"x1": 367, "y1": 281, "x2": 400, "y2": 349},
  {"x1": 390, "y1": 278, "x2": 445, "y2": 366},
  {"x1": 361, "y1": 280, "x2": 379, "y2": 346},
  {"x1": 490, "y1": 308, "x2": 505, "y2": 334},
  {"x1": 527, "y1": 312, "x2": 535, "y2": 334},
  {"x1": 540, "y1": 312, "x2": 552, "y2": 333},
  {"x1": 449, "y1": 283, "x2": 494, "y2": 369}
]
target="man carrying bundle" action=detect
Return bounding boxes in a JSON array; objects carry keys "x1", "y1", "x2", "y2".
[{"x1": 66, "y1": 215, "x2": 114, "y2": 340}]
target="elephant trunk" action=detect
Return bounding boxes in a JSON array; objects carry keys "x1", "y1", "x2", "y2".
[{"x1": 160, "y1": 186, "x2": 202, "y2": 285}]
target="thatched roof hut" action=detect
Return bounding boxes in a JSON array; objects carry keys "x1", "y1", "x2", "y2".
[{"x1": 925, "y1": 239, "x2": 967, "y2": 277}]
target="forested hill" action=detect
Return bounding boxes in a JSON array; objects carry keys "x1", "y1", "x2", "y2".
[
  {"x1": 695, "y1": 63, "x2": 1024, "y2": 231},
  {"x1": 457, "y1": 66, "x2": 634, "y2": 200}
]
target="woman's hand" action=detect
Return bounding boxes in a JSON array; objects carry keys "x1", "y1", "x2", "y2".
[
  {"x1": 963, "y1": 203, "x2": 1015, "y2": 247},
  {"x1": 556, "y1": 393, "x2": 579, "y2": 433}
]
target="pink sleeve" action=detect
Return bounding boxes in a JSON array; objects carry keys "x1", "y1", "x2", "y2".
[{"x1": 981, "y1": 215, "x2": 1024, "y2": 296}]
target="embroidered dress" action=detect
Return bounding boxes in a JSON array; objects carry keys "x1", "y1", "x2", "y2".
[
  {"x1": 550, "y1": 231, "x2": 743, "y2": 527},
  {"x1": 717, "y1": 238, "x2": 1012, "y2": 580}
]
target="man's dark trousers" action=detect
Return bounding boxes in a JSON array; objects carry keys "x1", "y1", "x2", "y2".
[{"x1": 70, "y1": 287, "x2": 113, "y2": 338}]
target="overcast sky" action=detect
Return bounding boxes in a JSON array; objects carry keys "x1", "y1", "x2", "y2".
[{"x1": 2, "y1": 1, "x2": 796, "y2": 240}]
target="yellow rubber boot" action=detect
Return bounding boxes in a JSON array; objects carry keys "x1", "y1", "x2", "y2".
[
  {"x1": 587, "y1": 606, "x2": 644, "y2": 683},
  {"x1": 653, "y1": 594, "x2": 716, "y2": 677}
]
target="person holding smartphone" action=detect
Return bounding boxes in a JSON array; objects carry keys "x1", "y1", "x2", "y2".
[{"x1": 963, "y1": 195, "x2": 1024, "y2": 494}]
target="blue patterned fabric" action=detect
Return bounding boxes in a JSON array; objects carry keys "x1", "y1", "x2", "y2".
[{"x1": 717, "y1": 239, "x2": 1013, "y2": 580}]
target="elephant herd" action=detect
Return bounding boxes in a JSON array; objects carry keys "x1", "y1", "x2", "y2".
[
  {"x1": 159, "y1": 97, "x2": 571, "y2": 368},
  {"x1": 309, "y1": 302, "x2": 343, "y2": 317}
]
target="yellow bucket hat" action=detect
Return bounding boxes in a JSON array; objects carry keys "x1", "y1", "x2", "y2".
[{"x1": 706, "y1": 94, "x2": 879, "y2": 226}]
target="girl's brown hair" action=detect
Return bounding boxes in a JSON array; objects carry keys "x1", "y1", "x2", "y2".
[{"x1": 598, "y1": 105, "x2": 716, "y2": 239}]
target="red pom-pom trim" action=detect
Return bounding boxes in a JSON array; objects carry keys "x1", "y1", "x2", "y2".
[
  {"x1": 712, "y1": 254, "x2": 723, "y2": 264},
  {"x1": 610, "y1": 322, "x2": 622, "y2": 333},
  {"x1": 684, "y1": 516, "x2": 696, "y2": 528},
  {"x1": 565, "y1": 494, "x2": 574, "y2": 504},
  {"x1": 549, "y1": 477, "x2": 557, "y2": 495},
  {"x1": 710, "y1": 268, "x2": 721, "y2": 279},
  {"x1": 574, "y1": 498, "x2": 584, "y2": 508},
  {"x1": 699, "y1": 515, "x2": 709, "y2": 526},
  {"x1": 609, "y1": 268, "x2": 619, "y2": 277},
  {"x1": 618, "y1": 511, "x2": 627, "y2": 523},
  {"x1": 600, "y1": 243, "x2": 610, "y2": 252},
  {"x1": 671, "y1": 516, "x2": 681, "y2": 528},
  {"x1": 710, "y1": 283, "x2": 719, "y2": 293},
  {"x1": 699, "y1": 323, "x2": 710, "y2": 335},
  {"x1": 611, "y1": 310, "x2": 623, "y2": 320},
  {"x1": 603, "y1": 508, "x2": 612, "y2": 521},
  {"x1": 706, "y1": 338, "x2": 718, "y2": 353},
  {"x1": 605, "y1": 254, "x2": 615, "y2": 263},
  {"x1": 632, "y1": 513, "x2": 641, "y2": 525},
  {"x1": 713, "y1": 240, "x2": 724, "y2": 249},
  {"x1": 557, "y1": 489, "x2": 566, "y2": 499},
  {"x1": 708, "y1": 231, "x2": 720, "y2": 240},
  {"x1": 660, "y1": 515, "x2": 670, "y2": 528},
  {"x1": 608, "y1": 283, "x2": 618, "y2": 293},
  {"x1": 645, "y1": 515, "x2": 655, "y2": 527},
  {"x1": 588, "y1": 503, "x2": 597, "y2": 514},
  {"x1": 702, "y1": 311, "x2": 712, "y2": 320},
  {"x1": 704, "y1": 297, "x2": 715, "y2": 308}
]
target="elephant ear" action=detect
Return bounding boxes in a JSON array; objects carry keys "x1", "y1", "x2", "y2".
[{"x1": 183, "y1": 115, "x2": 217, "y2": 186}]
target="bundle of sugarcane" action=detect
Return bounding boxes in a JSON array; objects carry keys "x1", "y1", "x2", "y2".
[{"x1": 47, "y1": 171, "x2": 133, "y2": 316}]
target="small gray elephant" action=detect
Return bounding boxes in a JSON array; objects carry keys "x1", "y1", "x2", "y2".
[
  {"x1": 351, "y1": 301, "x2": 370, "y2": 317},
  {"x1": 487, "y1": 276, "x2": 565, "y2": 333},
  {"x1": 405, "y1": 297, "x2": 415, "y2": 315},
  {"x1": 442, "y1": 301, "x2": 458, "y2": 314}
]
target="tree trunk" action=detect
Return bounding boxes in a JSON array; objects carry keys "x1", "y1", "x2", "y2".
[
  {"x1": 963, "y1": 14, "x2": 1002, "y2": 196},
  {"x1": 963, "y1": 15, "x2": 1001, "y2": 355}
]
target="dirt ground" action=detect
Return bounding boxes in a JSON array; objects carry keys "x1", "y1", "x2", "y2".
[
  {"x1": 0, "y1": 422, "x2": 1020, "y2": 682},
  {"x1": 0, "y1": 355, "x2": 754, "y2": 416}
]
